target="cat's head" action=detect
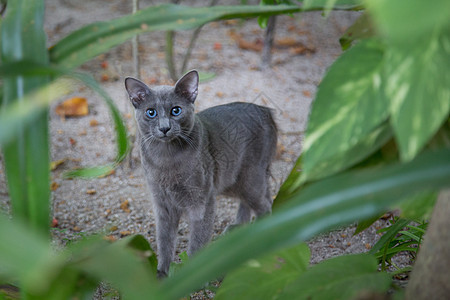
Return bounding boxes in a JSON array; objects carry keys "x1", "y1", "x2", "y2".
[{"x1": 125, "y1": 70, "x2": 199, "y2": 143}]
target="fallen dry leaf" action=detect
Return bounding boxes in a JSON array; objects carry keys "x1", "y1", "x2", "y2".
[
  {"x1": 289, "y1": 45, "x2": 316, "y2": 55},
  {"x1": 51, "y1": 218, "x2": 58, "y2": 228},
  {"x1": 275, "y1": 37, "x2": 299, "y2": 48},
  {"x1": 51, "y1": 181, "x2": 60, "y2": 191},
  {"x1": 213, "y1": 42, "x2": 222, "y2": 51},
  {"x1": 302, "y1": 90, "x2": 311, "y2": 98},
  {"x1": 50, "y1": 159, "x2": 66, "y2": 171},
  {"x1": 120, "y1": 199, "x2": 131, "y2": 213},
  {"x1": 120, "y1": 230, "x2": 131, "y2": 237},
  {"x1": 101, "y1": 73, "x2": 109, "y2": 82},
  {"x1": 86, "y1": 189, "x2": 97, "y2": 195},
  {"x1": 55, "y1": 97, "x2": 89, "y2": 118},
  {"x1": 89, "y1": 119, "x2": 99, "y2": 127}
]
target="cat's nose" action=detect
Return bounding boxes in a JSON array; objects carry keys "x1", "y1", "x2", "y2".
[{"x1": 159, "y1": 127, "x2": 171, "y2": 135}]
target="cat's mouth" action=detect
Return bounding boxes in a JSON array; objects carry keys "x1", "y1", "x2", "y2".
[{"x1": 155, "y1": 133, "x2": 176, "y2": 142}]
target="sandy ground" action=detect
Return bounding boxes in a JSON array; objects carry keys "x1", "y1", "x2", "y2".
[{"x1": 0, "y1": 0, "x2": 412, "y2": 296}]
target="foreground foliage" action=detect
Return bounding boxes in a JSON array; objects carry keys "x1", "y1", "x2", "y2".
[{"x1": 1, "y1": 0, "x2": 449, "y2": 299}]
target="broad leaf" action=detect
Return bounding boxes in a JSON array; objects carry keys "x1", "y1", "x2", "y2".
[
  {"x1": 301, "y1": 39, "x2": 388, "y2": 183},
  {"x1": 160, "y1": 149, "x2": 450, "y2": 299},
  {"x1": 279, "y1": 254, "x2": 391, "y2": 300},
  {"x1": 367, "y1": 0, "x2": 450, "y2": 45},
  {"x1": 216, "y1": 243, "x2": 310, "y2": 300},
  {"x1": 384, "y1": 36, "x2": 450, "y2": 161}
]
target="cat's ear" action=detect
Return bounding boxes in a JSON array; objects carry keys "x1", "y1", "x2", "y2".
[
  {"x1": 174, "y1": 70, "x2": 199, "y2": 103},
  {"x1": 125, "y1": 77, "x2": 150, "y2": 108}
]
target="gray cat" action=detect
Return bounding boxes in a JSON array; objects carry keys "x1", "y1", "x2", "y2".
[{"x1": 125, "y1": 70, "x2": 277, "y2": 277}]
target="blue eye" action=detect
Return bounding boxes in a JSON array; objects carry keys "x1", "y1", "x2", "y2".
[
  {"x1": 171, "y1": 106, "x2": 182, "y2": 116},
  {"x1": 146, "y1": 108, "x2": 157, "y2": 118}
]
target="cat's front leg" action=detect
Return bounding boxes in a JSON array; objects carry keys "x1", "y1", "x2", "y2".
[
  {"x1": 154, "y1": 199, "x2": 181, "y2": 278},
  {"x1": 187, "y1": 196, "x2": 215, "y2": 256}
]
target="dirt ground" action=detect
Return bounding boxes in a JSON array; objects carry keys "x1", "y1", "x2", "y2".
[{"x1": 0, "y1": 0, "x2": 411, "y2": 297}]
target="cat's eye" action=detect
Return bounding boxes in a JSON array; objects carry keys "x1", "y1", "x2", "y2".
[
  {"x1": 146, "y1": 108, "x2": 157, "y2": 118},
  {"x1": 171, "y1": 106, "x2": 182, "y2": 116}
]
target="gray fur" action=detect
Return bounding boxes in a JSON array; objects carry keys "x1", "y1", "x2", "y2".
[{"x1": 125, "y1": 70, "x2": 277, "y2": 277}]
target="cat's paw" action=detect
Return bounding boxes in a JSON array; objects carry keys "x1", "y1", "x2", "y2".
[{"x1": 157, "y1": 269, "x2": 168, "y2": 279}]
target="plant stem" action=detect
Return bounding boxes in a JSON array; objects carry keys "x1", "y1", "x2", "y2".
[{"x1": 261, "y1": 15, "x2": 277, "y2": 70}]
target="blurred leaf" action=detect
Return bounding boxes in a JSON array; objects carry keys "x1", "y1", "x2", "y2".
[
  {"x1": 60, "y1": 73, "x2": 129, "y2": 179},
  {"x1": 49, "y1": 4, "x2": 302, "y2": 68},
  {"x1": 273, "y1": 154, "x2": 302, "y2": 208},
  {"x1": 1, "y1": 0, "x2": 51, "y2": 235},
  {"x1": 339, "y1": 12, "x2": 375, "y2": 50},
  {"x1": 354, "y1": 213, "x2": 383, "y2": 235},
  {"x1": 169, "y1": 252, "x2": 190, "y2": 277},
  {"x1": 367, "y1": 0, "x2": 450, "y2": 45},
  {"x1": 198, "y1": 71, "x2": 216, "y2": 82},
  {"x1": 69, "y1": 237, "x2": 158, "y2": 299},
  {"x1": 0, "y1": 215, "x2": 66, "y2": 295},
  {"x1": 300, "y1": 39, "x2": 388, "y2": 183},
  {"x1": 279, "y1": 254, "x2": 391, "y2": 299},
  {"x1": 302, "y1": 0, "x2": 363, "y2": 10},
  {"x1": 116, "y1": 235, "x2": 158, "y2": 276},
  {"x1": 216, "y1": 243, "x2": 310, "y2": 300},
  {"x1": 397, "y1": 191, "x2": 437, "y2": 220},
  {"x1": 0, "y1": 62, "x2": 130, "y2": 179},
  {"x1": 161, "y1": 149, "x2": 450, "y2": 299},
  {"x1": 0, "y1": 77, "x2": 76, "y2": 146},
  {"x1": 384, "y1": 34, "x2": 450, "y2": 161}
]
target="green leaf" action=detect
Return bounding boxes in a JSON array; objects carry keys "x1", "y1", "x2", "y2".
[
  {"x1": 117, "y1": 234, "x2": 158, "y2": 276},
  {"x1": 160, "y1": 149, "x2": 450, "y2": 299},
  {"x1": 301, "y1": 39, "x2": 389, "y2": 182},
  {"x1": 367, "y1": 0, "x2": 450, "y2": 45},
  {"x1": 49, "y1": 4, "x2": 301, "y2": 68},
  {"x1": 0, "y1": 62, "x2": 130, "y2": 179},
  {"x1": 397, "y1": 191, "x2": 437, "y2": 220},
  {"x1": 368, "y1": 219, "x2": 410, "y2": 255},
  {"x1": 273, "y1": 154, "x2": 303, "y2": 208},
  {"x1": 279, "y1": 254, "x2": 391, "y2": 300},
  {"x1": 0, "y1": 77, "x2": 76, "y2": 146},
  {"x1": 216, "y1": 243, "x2": 310, "y2": 300},
  {"x1": 0, "y1": 216, "x2": 66, "y2": 295},
  {"x1": 339, "y1": 12, "x2": 375, "y2": 50},
  {"x1": 302, "y1": 0, "x2": 363, "y2": 10},
  {"x1": 1, "y1": 0, "x2": 51, "y2": 235},
  {"x1": 169, "y1": 252, "x2": 190, "y2": 277},
  {"x1": 384, "y1": 34, "x2": 450, "y2": 161},
  {"x1": 354, "y1": 212, "x2": 384, "y2": 235},
  {"x1": 62, "y1": 73, "x2": 129, "y2": 178},
  {"x1": 67, "y1": 236, "x2": 159, "y2": 299},
  {"x1": 398, "y1": 231, "x2": 421, "y2": 243}
]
